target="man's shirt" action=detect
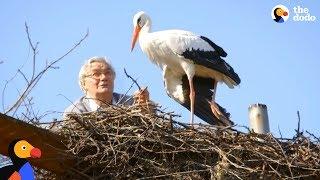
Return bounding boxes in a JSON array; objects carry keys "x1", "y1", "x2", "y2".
[{"x1": 63, "y1": 92, "x2": 134, "y2": 117}]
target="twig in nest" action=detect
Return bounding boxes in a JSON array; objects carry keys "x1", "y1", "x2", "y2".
[
  {"x1": 295, "y1": 110, "x2": 303, "y2": 137},
  {"x1": 124, "y1": 68, "x2": 141, "y2": 90},
  {"x1": 306, "y1": 130, "x2": 320, "y2": 142}
]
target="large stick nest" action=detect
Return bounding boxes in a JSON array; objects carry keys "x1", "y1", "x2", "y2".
[{"x1": 43, "y1": 104, "x2": 320, "y2": 179}]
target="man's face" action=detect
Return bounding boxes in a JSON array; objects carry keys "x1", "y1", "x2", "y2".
[{"x1": 84, "y1": 61, "x2": 115, "y2": 99}]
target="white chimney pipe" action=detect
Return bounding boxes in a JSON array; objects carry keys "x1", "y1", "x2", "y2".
[{"x1": 248, "y1": 103, "x2": 270, "y2": 134}]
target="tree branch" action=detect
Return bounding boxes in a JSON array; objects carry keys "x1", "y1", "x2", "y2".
[{"x1": 4, "y1": 25, "x2": 89, "y2": 115}]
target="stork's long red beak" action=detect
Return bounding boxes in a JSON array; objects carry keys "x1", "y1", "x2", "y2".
[{"x1": 131, "y1": 25, "x2": 141, "y2": 52}]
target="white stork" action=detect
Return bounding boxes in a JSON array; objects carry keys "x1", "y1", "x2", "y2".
[{"x1": 131, "y1": 11, "x2": 240, "y2": 126}]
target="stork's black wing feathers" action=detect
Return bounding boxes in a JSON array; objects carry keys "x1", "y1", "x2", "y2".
[
  {"x1": 200, "y1": 36, "x2": 227, "y2": 57},
  {"x1": 181, "y1": 49, "x2": 241, "y2": 85},
  {"x1": 180, "y1": 75, "x2": 233, "y2": 126},
  {"x1": 181, "y1": 36, "x2": 241, "y2": 85}
]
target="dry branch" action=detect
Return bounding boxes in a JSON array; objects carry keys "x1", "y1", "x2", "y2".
[{"x1": 3, "y1": 24, "x2": 89, "y2": 117}]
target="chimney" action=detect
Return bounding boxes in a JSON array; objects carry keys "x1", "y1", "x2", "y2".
[{"x1": 248, "y1": 103, "x2": 270, "y2": 134}]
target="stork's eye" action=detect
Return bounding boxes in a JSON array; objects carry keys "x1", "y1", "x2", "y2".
[
  {"x1": 21, "y1": 145, "x2": 27, "y2": 150},
  {"x1": 137, "y1": 17, "x2": 144, "y2": 27}
]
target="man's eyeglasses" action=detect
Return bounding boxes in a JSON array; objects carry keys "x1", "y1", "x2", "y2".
[{"x1": 86, "y1": 70, "x2": 113, "y2": 79}]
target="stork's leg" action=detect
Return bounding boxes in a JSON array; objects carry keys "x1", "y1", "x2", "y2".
[
  {"x1": 188, "y1": 78, "x2": 195, "y2": 124},
  {"x1": 209, "y1": 81, "x2": 228, "y2": 120}
]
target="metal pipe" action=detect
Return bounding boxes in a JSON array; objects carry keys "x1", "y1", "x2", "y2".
[{"x1": 248, "y1": 103, "x2": 270, "y2": 134}]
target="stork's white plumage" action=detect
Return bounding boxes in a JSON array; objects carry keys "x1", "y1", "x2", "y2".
[{"x1": 131, "y1": 11, "x2": 240, "y2": 126}]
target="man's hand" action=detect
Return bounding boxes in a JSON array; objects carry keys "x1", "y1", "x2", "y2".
[{"x1": 133, "y1": 87, "x2": 150, "y2": 105}]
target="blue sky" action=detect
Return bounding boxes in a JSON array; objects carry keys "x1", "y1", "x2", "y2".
[{"x1": 1, "y1": 1, "x2": 319, "y2": 138}]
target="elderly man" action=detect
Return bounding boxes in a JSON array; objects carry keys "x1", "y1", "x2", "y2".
[{"x1": 64, "y1": 56, "x2": 149, "y2": 115}]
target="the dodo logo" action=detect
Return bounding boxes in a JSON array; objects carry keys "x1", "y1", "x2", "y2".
[{"x1": 271, "y1": 5, "x2": 289, "y2": 23}]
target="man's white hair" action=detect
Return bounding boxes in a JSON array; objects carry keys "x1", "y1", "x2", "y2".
[{"x1": 78, "y1": 56, "x2": 116, "y2": 92}]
